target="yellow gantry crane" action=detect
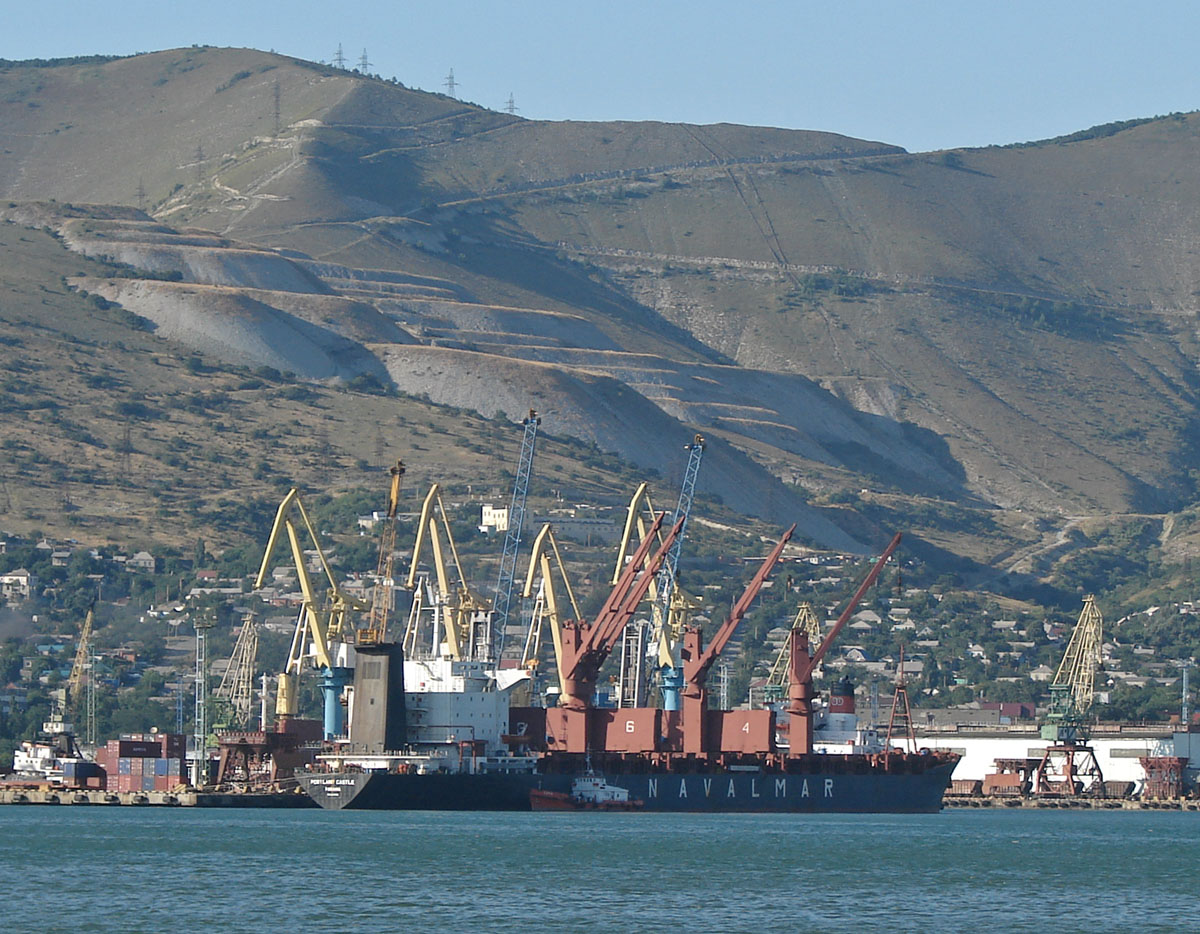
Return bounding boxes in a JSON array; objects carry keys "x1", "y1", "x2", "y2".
[
  {"x1": 520, "y1": 523, "x2": 583, "y2": 696},
  {"x1": 255, "y1": 488, "x2": 367, "y2": 724},
  {"x1": 404, "y1": 483, "x2": 494, "y2": 662},
  {"x1": 764, "y1": 602, "x2": 822, "y2": 702},
  {"x1": 359, "y1": 460, "x2": 406, "y2": 646},
  {"x1": 611, "y1": 481, "x2": 704, "y2": 705}
]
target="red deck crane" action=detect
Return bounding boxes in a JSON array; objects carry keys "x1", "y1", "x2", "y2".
[
  {"x1": 787, "y1": 533, "x2": 902, "y2": 756},
  {"x1": 679, "y1": 525, "x2": 795, "y2": 754},
  {"x1": 557, "y1": 513, "x2": 683, "y2": 710}
]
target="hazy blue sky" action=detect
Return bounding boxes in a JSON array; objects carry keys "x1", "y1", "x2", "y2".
[{"x1": 3, "y1": 0, "x2": 1198, "y2": 153}]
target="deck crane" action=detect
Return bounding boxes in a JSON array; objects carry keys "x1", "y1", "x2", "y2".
[
  {"x1": 557, "y1": 514, "x2": 683, "y2": 710},
  {"x1": 404, "y1": 483, "x2": 494, "y2": 662},
  {"x1": 786, "y1": 534, "x2": 902, "y2": 756},
  {"x1": 520, "y1": 523, "x2": 583, "y2": 699},
  {"x1": 764, "y1": 602, "x2": 822, "y2": 703},
  {"x1": 358, "y1": 460, "x2": 406, "y2": 645},
  {"x1": 491, "y1": 410, "x2": 540, "y2": 663},
  {"x1": 679, "y1": 525, "x2": 795, "y2": 754},
  {"x1": 1035, "y1": 595, "x2": 1106, "y2": 795},
  {"x1": 255, "y1": 488, "x2": 367, "y2": 739}
]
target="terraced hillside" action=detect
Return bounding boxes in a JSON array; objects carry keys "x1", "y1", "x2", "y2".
[{"x1": 4, "y1": 47, "x2": 1200, "y2": 574}]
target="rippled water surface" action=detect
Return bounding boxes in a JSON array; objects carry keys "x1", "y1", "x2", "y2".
[{"x1": 2, "y1": 807, "x2": 1197, "y2": 932}]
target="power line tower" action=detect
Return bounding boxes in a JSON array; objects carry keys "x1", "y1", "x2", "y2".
[
  {"x1": 444, "y1": 68, "x2": 457, "y2": 97},
  {"x1": 333, "y1": 43, "x2": 347, "y2": 69},
  {"x1": 136, "y1": 176, "x2": 146, "y2": 211},
  {"x1": 193, "y1": 144, "x2": 204, "y2": 183},
  {"x1": 358, "y1": 48, "x2": 371, "y2": 73},
  {"x1": 272, "y1": 79, "x2": 281, "y2": 135},
  {"x1": 505, "y1": 93, "x2": 518, "y2": 115},
  {"x1": 493, "y1": 410, "x2": 540, "y2": 662},
  {"x1": 192, "y1": 611, "x2": 214, "y2": 787}
]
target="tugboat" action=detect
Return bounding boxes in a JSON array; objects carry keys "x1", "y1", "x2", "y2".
[{"x1": 530, "y1": 766, "x2": 644, "y2": 811}]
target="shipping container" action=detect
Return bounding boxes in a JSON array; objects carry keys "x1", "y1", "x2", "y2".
[
  {"x1": 142, "y1": 775, "x2": 156, "y2": 792},
  {"x1": 118, "y1": 758, "x2": 132, "y2": 775}
]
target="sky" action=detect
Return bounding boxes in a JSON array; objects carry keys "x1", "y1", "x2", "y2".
[{"x1": 3, "y1": 0, "x2": 1199, "y2": 153}]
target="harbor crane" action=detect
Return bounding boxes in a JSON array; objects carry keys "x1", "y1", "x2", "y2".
[
  {"x1": 66, "y1": 606, "x2": 95, "y2": 712},
  {"x1": 215, "y1": 615, "x2": 259, "y2": 729},
  {"x1": 491, "y1": 410, "x2": 540, "y2": 663},
  {"x1": 520, "y1": 523, "x2": 583, "y2": 699},
  {"x1": 679, "y1": 525, "x2": 794, "y2": 754},
  {"x1": 404, "y1": 483, "x2": 494, "y2": 662},
  {"x1": 1035, "y1": 595, "x2": 1106, "y2": 795},
  {"x1": 764, "y1": 602, "x2": 822, "y2": 703},
  {"x1": 255, "y1": 488, "x2": 366, "y2": 738},
  {"x1": 612, "y1": 435, "x2": 706, "y2": 708},
  {"x1": 358, "y1": 460, "x2": 406, "y2": 645}
]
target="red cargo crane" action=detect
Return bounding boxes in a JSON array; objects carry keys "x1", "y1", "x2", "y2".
[
  {"x1": 557, "y1": 514, "x2": 683, "y2": 710},
  {"x1": 679, "y1": 525, "x2": 795, "y2": 754},
  {"x1": 787, "y1": 533, "x2": 902, "y2": 756}
]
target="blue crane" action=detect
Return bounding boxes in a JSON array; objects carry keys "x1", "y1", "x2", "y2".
[
  {"x1": 654, "y1": 434, "x2": 705, "y2": 710},
  {"x1": 491, "y1": 409, "x2": 540, "y2": 663}
]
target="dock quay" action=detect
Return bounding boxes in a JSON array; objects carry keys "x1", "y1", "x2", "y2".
[{"x1": 943, "y1": 795, "x2": 1199, "y2": 810}]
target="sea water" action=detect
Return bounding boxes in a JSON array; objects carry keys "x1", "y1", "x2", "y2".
[{"x1": 2, "y1": 807, "x2": 1197, "y2": 932}]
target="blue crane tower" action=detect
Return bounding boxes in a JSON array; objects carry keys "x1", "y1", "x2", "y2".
[
  {"x1": 491, "y1": 410, "x2": 541, "y2": 664},
  {"x1": 655, "y1": 434, "x2": 705, "y2": 710}
]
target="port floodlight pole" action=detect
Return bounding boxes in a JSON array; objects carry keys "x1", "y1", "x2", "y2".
[
  {"x1": 492, "y1": 410, "x2": 540, "y2": 664},
  {"x1": 192, "y1": 612, "x2": 214, "y2": 788}
]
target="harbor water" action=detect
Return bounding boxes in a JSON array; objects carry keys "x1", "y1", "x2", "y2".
[{"x1": 2, "y1": 807, "x2": 1197, "y2": 932}]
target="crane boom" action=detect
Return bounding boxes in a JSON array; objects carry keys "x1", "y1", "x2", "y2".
[
  {"x1": 682, "y1": 525, "x2": 795, "y2": 691},
  {"x1": 492, "y1": 410, "x2": 540, "y2": 661},
  {"x1": 558, "y1": 516, "x2": 682, "y2": 707},
  {"x1": 67, "y1": 608, "x2": 94, "y2": 709},
  {"x1": 651, "y1": 434, "x2": 704, "y2": 642},
  {"x1": 795, "y1": 533, "x2": 902, "y2": 685},
  {"x1": 359, "y1": 460, "x2": 405, "y2": 645}
]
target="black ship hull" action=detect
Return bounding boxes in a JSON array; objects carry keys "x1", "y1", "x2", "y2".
[{"x1": 298, "y1": 757, "x2": 957, "y2": 813}]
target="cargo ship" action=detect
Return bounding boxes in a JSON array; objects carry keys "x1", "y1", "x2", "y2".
[{"x1": 297, "y1": 526, "x2": 960, "y2": 812}]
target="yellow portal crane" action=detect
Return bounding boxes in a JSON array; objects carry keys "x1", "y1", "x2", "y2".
[
  {"x1": 404, "y1": 483, "x2": 493, "y2": 661},
  {"x1": 359, "y1": 460, "x2": 406, "y2": 645},
  {"x1": 67, "y1": 607, "x2": 94, "y2": 710},
  {"x1": 611, "y1": 483, "x2": 703, "y2": 667},
  {"x1": 764, "y1": 602, "x2": 821, "y2": 702},
  {"x1": 255, "y1": 488, "x2": 367, "y2": 719},
  {"x1": 520, "y1": 523, "x2": 583, "y2": 695}
]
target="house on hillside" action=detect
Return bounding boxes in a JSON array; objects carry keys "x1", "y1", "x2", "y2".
[
  {"x1": 1, "y1": 568, "x2": 36, "y2": 602},
  {"x1": 127, "y1": 551, "x2": 157, "y2": 573}
]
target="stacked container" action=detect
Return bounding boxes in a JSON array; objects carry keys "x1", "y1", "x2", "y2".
[{"x1": 101, "y1": 733, "x2": 188, "y2": 793}]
